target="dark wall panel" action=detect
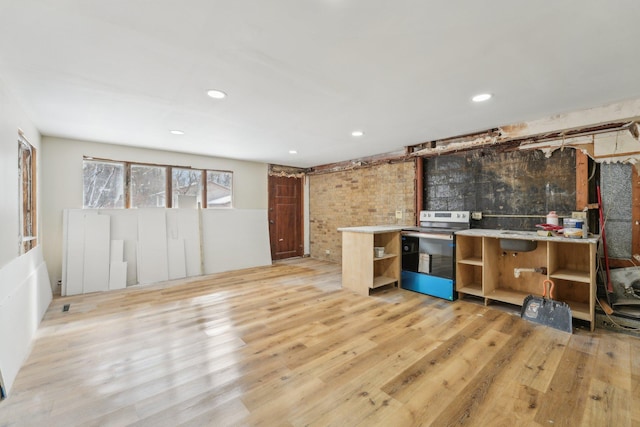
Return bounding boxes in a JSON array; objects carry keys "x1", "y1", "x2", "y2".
[
  {"x1": 601, "y1": 162, "x2": 632, "y2": 258},
  {"x1": 424, "y1": 148, "x2": 576, "y2": 230}
]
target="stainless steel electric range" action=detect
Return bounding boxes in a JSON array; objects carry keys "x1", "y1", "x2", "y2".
[{"x1": 401, "y1": 211, "x2": 471, "y2": 300}]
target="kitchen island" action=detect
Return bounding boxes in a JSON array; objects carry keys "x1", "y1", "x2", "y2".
[{"x1": 337, "y1": 226, "x2": 403, "y2": 296}]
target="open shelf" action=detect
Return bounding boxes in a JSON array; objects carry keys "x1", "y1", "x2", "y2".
[
  {"x1": 549, "y1": 269, "x2": 590, "y2": 283},
  {"x1": 486, "y1": 289, "x2": 590, "y2": 322},
  {"x1": 485, "y1": 288, "x2": 530, "y2": 306},
  {"x1": 374, "y1": 253, "x2": 397, "y2": 262},
  {"x1": 458, "y1": 257, "x2": 483, "y2": 266},
  {"x1": 372, "y1": 275, "x2": 398, "y2": 288},
  {"x1": 566, "y1": 301, "x2": 590, "y2": 321},
  {"x1": 457, "y1": 284, "x2": 483, "y2": 297}
]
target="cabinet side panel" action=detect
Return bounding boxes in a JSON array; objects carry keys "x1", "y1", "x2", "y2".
[{"x1": 342, "y1": 232, "x2": 373, "y2": 295}]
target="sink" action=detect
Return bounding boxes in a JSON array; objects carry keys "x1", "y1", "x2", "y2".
[{"x1": 499, "y1": 232, "x2": 538, "y2": 252}]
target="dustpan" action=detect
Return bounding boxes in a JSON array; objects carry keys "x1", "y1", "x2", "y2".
[{"x1": 521, "y1": 279, "x2": 573, "y2": 333}]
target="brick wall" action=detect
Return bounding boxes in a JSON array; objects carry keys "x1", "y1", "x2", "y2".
[{"x1": 309, "y1": 161, "x2": 416, "y2": 263}]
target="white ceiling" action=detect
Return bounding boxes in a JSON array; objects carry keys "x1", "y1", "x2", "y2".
[{"x1": 2, "y1": 1, "x2": 640, "y2": 168}]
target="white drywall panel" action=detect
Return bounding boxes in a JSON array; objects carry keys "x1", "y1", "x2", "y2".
[
  {"x1": 107, "y1": 210, "x2": 139, "y2": 285},
  {"x1": 167, "y1": 209, "x2": 202, "y2": 277},
  {"x1": 110, "y1": 240, "x2": 124, "y2": 262},
  {"x1": 137, "y1": 209, "x2": 169, "y2": 284},
  {"x1": 63, "y1": 210, "x2": 94, "y2": 296},
  {"x1": 76, "y1": 211, "x2": 140, "y2": 287},
  {"x1": 82, "y1": 214, "x2": 111, "y2": 293},
  {"x1": 167, "y1": 239, "x2": 186, "y2": 280},
  {"x1": 107, "y1": 209, "x2": 138, "y2": 240},
  {"x1": 108, "y1": 262, "x2": 127, "y2": 290},
  {"x1": 201, "y1": 209, "x2": 272, "y2": 274},
  {"x1": 123, "y1": 240, "x2": 138, "y2": 286},
  {"x1": 0, "y1": 247, "x2": 51, "y2": 395},
  {"x1": 61, "y1": 209, "x2": 69, "y2": 296}
]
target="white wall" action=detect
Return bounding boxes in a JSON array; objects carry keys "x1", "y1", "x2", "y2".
[
  {"x1": 41, "y1": 137, "x2": 269, "y2": 290},
  {"x1": 0, "y1": 77, "x2": 52, "y2": 396}
]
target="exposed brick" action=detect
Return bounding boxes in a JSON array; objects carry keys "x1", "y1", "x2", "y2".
[{"x1": 310, "y1": 161, "x2": 416, "y2": 263}]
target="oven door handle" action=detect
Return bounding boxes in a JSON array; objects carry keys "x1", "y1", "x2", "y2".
[{"x1": 401, "y1": 231, "x2": 453, "y2": 240}]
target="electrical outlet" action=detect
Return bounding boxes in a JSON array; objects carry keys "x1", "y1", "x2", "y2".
[
  {"x1": 395, "y1": 210, "x2": 402, "y2": 219},
  {"x1": 472, "y1": 211, "x2": 482, "y2": 220}
]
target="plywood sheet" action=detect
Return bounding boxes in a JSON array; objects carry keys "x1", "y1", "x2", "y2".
[
  {"x1": 201, "y1": 209, "x2": 272, "y2": 274},
  {"x1": 137, "y1": 209, "x2": 169, "y2": 284},
  {"x1": 82, "y1": 214, "x2": 111, "y2": 293}
]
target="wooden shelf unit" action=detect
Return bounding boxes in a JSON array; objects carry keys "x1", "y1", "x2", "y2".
[
  {"x1": 455, "y1": 234, "x2": 485, "y2": 300},
  {"x1": 456, "y1": 233, "x2": 597, "y2": 331},
  {"x1": 340, "y1": 229, "x2": 401, "y2": 296}
]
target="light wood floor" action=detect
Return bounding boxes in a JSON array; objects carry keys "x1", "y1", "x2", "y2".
[{"x1": 1, "y1": 258, "x2": 638, "y2": 426}]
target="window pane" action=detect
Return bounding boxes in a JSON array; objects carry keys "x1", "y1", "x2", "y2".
[
  {"x1": 131, "y1": 165, "x2": 167, "y2": 208},
  {"x1": 83, "y1": 160, "x2": 125, "y2": 208},
  {"x1": 172, "y1": 168, "x2": 202, "y2": 208},
  {"x1": 206, "y1": 170, "x2": 232, "y2": 208}
]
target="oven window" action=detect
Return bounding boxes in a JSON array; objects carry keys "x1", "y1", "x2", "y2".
[
  {"x1": 402, "y1": 235, "x2": 455, "y2": 279},
  {"x1": 420, "y1": 239, "x2": 454, "y2": 278}
]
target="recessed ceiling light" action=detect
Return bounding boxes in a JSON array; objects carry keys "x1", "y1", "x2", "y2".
[
  {"x1": 351, "y1": 130, "x2": 364, "y2": 137},
  {"x1": 169, "y1": 129, "x2": 185, "y2": 135},
  {"x1": 207, "y1": 89, "x2": 227, "y2": 99},
  {"x1": 472, "y1": 93, "x2": 492, "y2": 102},
  {"x1": 289, "y1": 150, "x2": 297, "y2": 154}
]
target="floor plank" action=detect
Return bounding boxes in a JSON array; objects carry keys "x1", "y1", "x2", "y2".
[{"x1": 0, "y1": 258, "x2": 638, "y2": 426}]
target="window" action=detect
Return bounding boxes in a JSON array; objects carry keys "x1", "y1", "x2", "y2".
[
  {"x1": 81, "y1": 157, "x2": 233, "y2": 209},
  {"x1": 172, "y1": 168, "x2": 202, "y2": 208},
  {"x1": 206, "y1": 170, "x2": 233, "y2": 207},
  {"x1": 18, "y1": 134, "x2": 36, "y2": 254},
  {"x1": 83, "y1": 160, "x2": 125, "y2": 208},
  {"x1": 130, "y1": 164, "x2": 167, "y2": 208}
]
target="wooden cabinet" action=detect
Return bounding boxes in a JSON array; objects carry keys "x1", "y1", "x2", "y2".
[
  {"x1": 456, "y1": 235, "x2": 484, "y2": 298},
  {"x1": 339, "y1": 227, "x2": 401, "y2": 296},
  {"x1": 456, "y1": 231, "x2": 598, "y2": 331}
]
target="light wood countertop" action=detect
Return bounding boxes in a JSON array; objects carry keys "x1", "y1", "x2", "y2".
[{"x1": 456, "y1": 228, "x2": 599, "y2": 244}]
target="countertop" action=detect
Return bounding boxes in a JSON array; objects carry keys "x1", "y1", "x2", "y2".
[
  {"x1": 337, "y1": 225, "x2": 600, "y2": 244},
  {"x1": 456, "y1": 228, "x2": 600, "y2": 244},
  {"x1": 337, "y1": 225, "x2": 406, "y2": 234}
]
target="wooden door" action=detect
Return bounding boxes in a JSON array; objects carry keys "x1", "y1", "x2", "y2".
[{"x1": 268, "y1": 175, "x2": 303, "y2": 260}]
